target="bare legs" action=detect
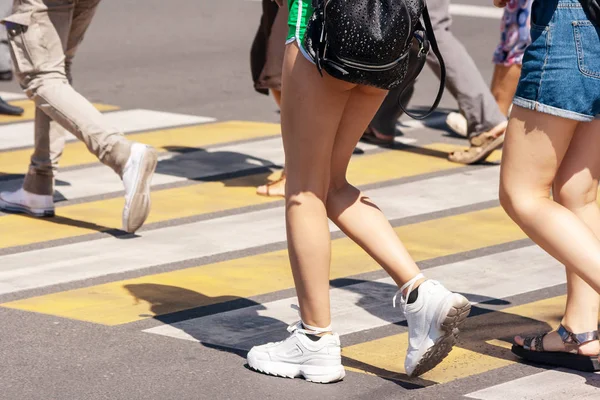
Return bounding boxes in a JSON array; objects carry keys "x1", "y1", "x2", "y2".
[
  {"x1": 500, "y1": 106, "x2": 600, "y2": 355},
  {"x1": 491, "y1": 64, "x2": 521, "y2": 116},
  {"x1": 256, "y1": 89, "x2": 286, "y2": 197},
  {"x1": 281, "y1": 44, "x2": 422, "y2": 328}
]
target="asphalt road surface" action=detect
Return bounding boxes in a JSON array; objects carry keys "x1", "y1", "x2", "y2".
[{"x1": 0, "y1": 1, "x2": 597, "y2": 399}]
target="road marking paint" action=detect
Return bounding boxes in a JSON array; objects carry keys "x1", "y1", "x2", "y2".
[
  {"x1": 1, "y1": 205, "x2": 526, "y2": 324},
  {"x1": 343, "y1": 296, "x2": 577, "y2": 384},
  {"x1": 0, "y1": 92, "x2": 28, "y2": 101},
  {"x1": 0, "y1": 165, "x2": 502, "y2": 296},
  {"x1": 245, "y1": 0, "x2": 504, "y2": 19},
  {"x1": 0, "y1": 108, "x2": 214, "y2": 151},
  {"x1": 0, "y1": 136, "x2": 286, "y2": 200},
  {"x1": 143, "y1": 246, "x2": 564, "y2": 350},
  {"x1": 0, "y1": 120, "x2": 280, "y2": 176},
  {"x1": 449, "y1": 4, "x2": 504, "y2": 20},
  {"x1": 0, "y1": 101, "x2": 118, "y2": 129},
  {"x1": 465, "y1": 369, "x2": 600, "y2": 399},
  {"x1": 0, "y1": 142, "x2": 468, "y2": 249}
]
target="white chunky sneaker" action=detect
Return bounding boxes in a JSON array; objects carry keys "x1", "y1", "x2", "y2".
[
  {"x1": 446, "y1": 112, "x2": 468, "y2": 137},
  {"x1": 395, "y1": 274, "x2": 471, "y2": 377},
  {"x1": 121, "y1": 143, "x2": 158, "y2": 233},
  {"x1": 0, "y1": 188, "x2": 54, "y2": 217},
  {"x1": 247, "y1": 321, "x2": 346, "y2": 383}
]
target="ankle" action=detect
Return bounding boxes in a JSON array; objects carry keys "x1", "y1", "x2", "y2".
[
  {"x1": 402, "y1": 278, "x2": 425, "y2": 298},
  {"x1": 393, "y1": 273, "x2": 426, "y2": 308},
  {"x1": 561, "y1": 319, "x2": 599, "y2": 335},
  {"x1": 301, "y1": 321, "x2": 332, "y2": 334}
]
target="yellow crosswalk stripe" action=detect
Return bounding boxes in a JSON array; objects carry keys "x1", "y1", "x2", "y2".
[
  {"x1": 0, "y1": 121, "x2": 281, "y2": 174},
  {"x1": 1, "y1": 206, "x2": 524, "y2": 325},
  {"x1": 0, "y1": 142, "x2": 477, "y2": 250},
  {"x1": 0, "y1": 100, "x2": 118, "y2": 124},
  {"x1": 343, "y1": 295, "x2": 583, "y2": 384}
]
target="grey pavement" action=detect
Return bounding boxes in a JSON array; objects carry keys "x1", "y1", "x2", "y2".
[{"x1": 0, "y1": 2, "x2": 592, "y2": 400}]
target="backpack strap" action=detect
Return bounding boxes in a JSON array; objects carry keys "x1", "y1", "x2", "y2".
[{"x1": 399, "y1": 4, "x2": 446, "y2": 120}]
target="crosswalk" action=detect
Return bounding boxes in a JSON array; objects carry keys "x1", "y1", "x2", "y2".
[{"x1": 0, "y1": 94, "x2": 598, "y2": 398}]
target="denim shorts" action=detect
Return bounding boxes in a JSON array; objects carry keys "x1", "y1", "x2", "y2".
[{"x1": 514, "y1": 0, "x2": 600, "y2": 121}]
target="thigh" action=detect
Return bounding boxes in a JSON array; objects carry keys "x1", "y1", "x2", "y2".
[
  {"x1": 280, "y1": 43, "x2": 354, "y2": 196},
  {"x1": 330, "y1": 85, "x2": 387, "y2": 187},
  {"x1": 65, "y1": 0, "x2": 100, "y2": 63},
  {"x1": 6, "y1": 0, "x2": 74, "y2": 79},
  {"x1": 554, "y1": 120, "x2": 600, "y2": 206},
  {"x1": 500, "y1": 106, "x2": 579, "y2": 198}
]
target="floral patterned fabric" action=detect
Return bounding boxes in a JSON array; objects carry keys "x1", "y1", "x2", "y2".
[{"x1": 493, "y1": 0, "x2": 533, "y2": 66}]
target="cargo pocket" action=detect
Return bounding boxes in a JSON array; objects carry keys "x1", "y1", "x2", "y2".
[
  {"x1": 2, "y1": 11, "x2": 43, "y2": 77},
  {"x1": 573, "y1": 20, "x2": 600, "y2": 79}
]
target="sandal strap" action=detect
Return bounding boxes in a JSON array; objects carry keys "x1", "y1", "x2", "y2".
[
  {"x1": 523, "y1": 333, "x2": 546, "y2": 352},
  {"x1": 557, "y1": 324, "x2": 599, "y2": 345}
]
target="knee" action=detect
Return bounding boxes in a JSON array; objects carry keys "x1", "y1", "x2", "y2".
[
  {"x1": 554, "y1": 172, "x2": 598, "y2": 211},
  {"x1": 286, "y1": 178, "x2": 329, "y2": 208},
  {"x1": 499, "y1": 182, "x2": 541, "y2": 223},
  {"x1": 21, "y1": 73, "x2": 69, "y2": 100},
  {"x1": 286, "y1": 190, "x2": 328, "y2": 213}
]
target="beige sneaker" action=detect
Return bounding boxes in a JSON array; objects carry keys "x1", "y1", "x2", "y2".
[
  {"x1": 0, "y1": 188, "x2": 54, "y2": 217},
  {"x1": 446, "y1": 112, "x2": 468, "y2": 137},
  {"x1": 122, "y1": 143, "x2": 158, "y2": 233}
]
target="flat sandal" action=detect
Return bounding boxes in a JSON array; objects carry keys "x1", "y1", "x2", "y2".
[{"x1": 511, "y1": 324, "x2": 600, "y2": 372}]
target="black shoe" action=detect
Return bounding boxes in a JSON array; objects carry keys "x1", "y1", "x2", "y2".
[
  {"x1": 0, "y1": 70, "x2": 13, "y2": 81},
  {"x1": 0, "y1": 97, "x2": 24, "y2": 116}
]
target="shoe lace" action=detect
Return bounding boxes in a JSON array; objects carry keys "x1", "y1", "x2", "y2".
[
  {"x1": 392, "y1": 273, "x2": 425, "y2": 314},
  {"x1": 260, "y1": 305, "x2": 332, "y2": 347},
  {"x1": 287, "y1": 304, "x2": 332, "y2": 335}
]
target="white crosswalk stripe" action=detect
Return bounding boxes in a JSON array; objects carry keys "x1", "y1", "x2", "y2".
[
  {"x1": 0, "y1": 91, "x2": 591, "y2": 395},
  {"x1": 0, "y1": 167, "x2": 500, "y2": 295},
  {"x1": 465, "y1": 369, "x2": 600, "y2": 400},
  {"x1": 0, "y1": 92, "x2": 28, "y2": 101},
  {"x1": 144, "y1": 246, "x2": 564, "y2": 349},
  {"x1": 0, "y1": 109, "x2": 214, "y2": 150}
]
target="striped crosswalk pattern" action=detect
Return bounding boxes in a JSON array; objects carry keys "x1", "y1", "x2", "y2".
[{"x1": 0, "y1": 94, "x2": 594, "y2": 397}]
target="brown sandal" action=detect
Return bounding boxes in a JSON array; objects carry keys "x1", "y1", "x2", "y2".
[
  {"x1": 512, "y1": 324, "x2": 600, "y2": 372},
  {"x1": 448, "y1": 121, "x2": 508, "y2": 165},
  {"x1": 256, "y1": 176, "x2": 286, "y2": 198}
]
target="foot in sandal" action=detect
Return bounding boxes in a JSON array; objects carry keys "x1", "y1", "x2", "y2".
[
  {"x1": 448, "y1": 120, "x2": 508, "y2": 165},
  {"x1": 360, "y1": 125, "x2": 395, "y2": 146},
  {"x1": 256, "y1": 174, "x2": 286, "y2": 198},
  {"x1": 512, "y1": 324, "x2": 600, "y2": 372}
]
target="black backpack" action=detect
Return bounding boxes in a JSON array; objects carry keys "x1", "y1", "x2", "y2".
[
  {"x1": 580, "y1": 0, "x2": 600, "y2": 24},
  {"x1": 304, "y1": 0, "x2": 445, "y2": 119}
]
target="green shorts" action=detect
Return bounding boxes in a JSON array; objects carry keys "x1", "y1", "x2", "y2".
[{"x1": 286, "y1": 0, "x2": 314, "y2": 60}]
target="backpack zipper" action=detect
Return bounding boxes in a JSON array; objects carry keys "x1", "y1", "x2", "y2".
[{"x1": 333, "y1": 51, "x2": 410, "y2": 71}]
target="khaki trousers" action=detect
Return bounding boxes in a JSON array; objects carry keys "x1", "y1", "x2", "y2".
[
  {"x1": 0, "y1": 0, "x2": 12, "y2": 72},
  {"x1": 4, "y1": 0, "x2": 131, "y2": 195}
]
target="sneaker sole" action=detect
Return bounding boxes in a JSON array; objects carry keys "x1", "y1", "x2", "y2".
[
  {"x1": 446, "y1": 116, "x2": 468, "y2": 137},
  {"x1": 0, "y1": 198, "x2": 54, "y2": 217},
  {"x1": 409, "y1": 294, "x2": 471, "y2": 377},
  {"x1": 247, "y1": 354, "x2": 345, "y2": 384},
  {"x1": 123, "y1": 147, "x2": 158, "y2": 233}
]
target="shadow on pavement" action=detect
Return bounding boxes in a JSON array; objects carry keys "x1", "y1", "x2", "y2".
[
  {"x1": 0, "y1": 145, "x2": 283, "y2": 232},
  {"x1": 330, "y1": 277, "x2": 559, "y2": 387},
  {"x1": 117, "y1": 277, "x2": 564, "y2": 390},
  {"x1": 123, "y1": 283, "x2": 288, "y2": 360}
]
